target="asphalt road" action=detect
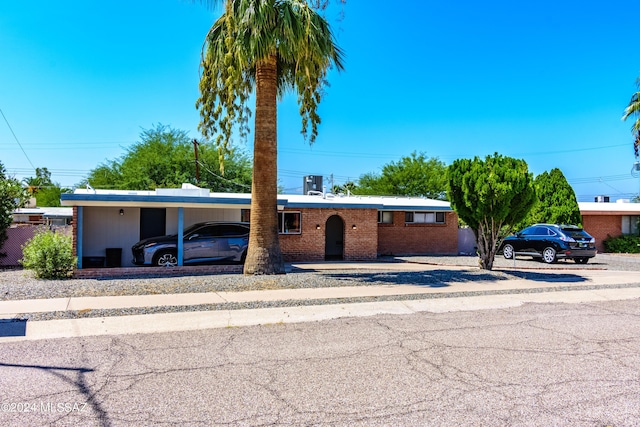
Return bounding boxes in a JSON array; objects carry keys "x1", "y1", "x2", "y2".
[{"x1": 1, "y1": 298, "x2": 639, "y2": 426}]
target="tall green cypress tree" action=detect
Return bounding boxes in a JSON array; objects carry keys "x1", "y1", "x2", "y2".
[
  {"x1": 526, "y1": 168, "x2": 582, "y2": 226},
  {"x1": 447, "y1": 153, "x2": 536, "y2": 270}
]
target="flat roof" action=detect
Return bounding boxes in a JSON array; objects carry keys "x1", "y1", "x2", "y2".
[
  {"x1": 13, "y1": 207, "x2": 73, "y2": 217},
  {"x1": 61, "y1": 186, "x2": 453, "y2": 211},
  {"x1": 579, "y1": 201, "x2": 640, "y2": 214}
]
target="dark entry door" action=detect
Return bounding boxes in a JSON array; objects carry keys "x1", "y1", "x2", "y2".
[
  {"x1": 325, "y1": 215, "x2": 344, "y2": 260},
  {"x1": 140, "y1": 208, "x2": 166, "y2": 240}
]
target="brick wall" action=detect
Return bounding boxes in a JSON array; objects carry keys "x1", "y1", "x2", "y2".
[
  {"x1": 582, "y1": 214, "x2": 622, "y2": 253},
  {"x1": 73, "y1": 264, "x2": 243, "y2": 279},
  {"x1": 279, "y1": 208, "x2": 378, "y2": 261},
  {"x1": 377, "y1": 211, "x2": 459, "y2": 256}
]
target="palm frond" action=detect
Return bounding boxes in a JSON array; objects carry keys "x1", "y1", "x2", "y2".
[{"x1": 197, "y1": 0, "x2": 344, "y2": 149}]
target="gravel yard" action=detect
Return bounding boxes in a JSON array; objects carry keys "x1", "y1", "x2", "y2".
[
  {"x1": 1, "y1": 263, "x2": 510, "y2": 301},
  {"x1": 1, "y1": 253, "x2": 639, "y2": 322},
  {"x1": 1, "y1": 253, "x2": 638, "y2": 302}
]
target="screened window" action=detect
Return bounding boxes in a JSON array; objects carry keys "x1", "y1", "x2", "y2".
[
  {"x1": 378, "y1": 211, "x2": 393, "y2": 224},
  {"x1": 405, "y1": 211, "x2": 445, "y2": 224},
  {"x1": 279, "y1": 212, "x2": 301, "y2": 234},
  {"x1": 622, "y1": 215, "x2": 640, "y2": 235}
]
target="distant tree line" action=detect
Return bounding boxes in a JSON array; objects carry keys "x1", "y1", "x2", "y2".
[{"x1": 82, "y1": 124, "x2": 252, "y2": 192}]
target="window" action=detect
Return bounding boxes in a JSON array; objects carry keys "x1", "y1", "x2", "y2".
[
  {"x1": 240, "y1": 209, "x2": 251, "y2": 222},
  {"x1": 622, "y1": 215, "x2": 640, "y2": 235},
  {"x1": 378, "y1": 211, "x2": 393, "y2": 224},
  {"x1": 405, "y1": 211, "x2": 445, "y2": 224},
  {"x1": 279, "y1": 212, "x2": 301, "y2": 234}
]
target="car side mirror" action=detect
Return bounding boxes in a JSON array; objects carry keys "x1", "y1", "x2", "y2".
[{"x1": 188, "y1": 233, "x2": 199, "y2": 240}]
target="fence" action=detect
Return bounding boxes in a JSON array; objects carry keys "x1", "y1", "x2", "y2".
[
  {"x1": 457, "y1": 227, "x2": 476, "y2": 255},
  {"x1": 0, "y1": 226, "x2": 72, "y2": 267}
]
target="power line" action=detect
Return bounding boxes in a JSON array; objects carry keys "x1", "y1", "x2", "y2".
[
  {"x1": 197, "y1": 160, "x2": 251, "y2": 190},
  {"x1": 0, "y1": 107, "x2": 35, "y2": 170}
]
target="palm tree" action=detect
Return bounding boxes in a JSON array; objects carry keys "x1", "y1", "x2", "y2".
[
  {"x1": 196, "y1": 0, "x2": 344, "y2": 274},
  {"x1": 622, "y1": 78, "x2": 640, "y2": 158}
]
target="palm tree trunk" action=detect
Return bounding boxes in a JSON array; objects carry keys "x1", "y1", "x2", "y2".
[{"x1": 244, "y1": 54, "x2": 286, "y2": 274}]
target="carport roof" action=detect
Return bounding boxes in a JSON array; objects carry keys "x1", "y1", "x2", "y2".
[{"x1": 60, "y1": 186, "x2": 452, "y2": 211}]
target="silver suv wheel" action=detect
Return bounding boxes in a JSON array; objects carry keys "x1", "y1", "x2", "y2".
[{"x1": 156, "y1": 252, "x2": 178, "y2": 267}]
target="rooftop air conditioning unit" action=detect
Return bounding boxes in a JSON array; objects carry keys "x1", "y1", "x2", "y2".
[{"x1": 303, "y1": 175, "x2": 323, "y2": 195}]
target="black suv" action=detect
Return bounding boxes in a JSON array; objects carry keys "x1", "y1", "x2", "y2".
[
  {"x1": 132, "y1": 221, "x2": 249, "y2": 267},
  {"x1": 499, "y1": 224, "x2": 596, "y2": 264}
]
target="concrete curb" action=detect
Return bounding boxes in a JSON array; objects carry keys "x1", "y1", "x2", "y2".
[{"x1": 2, "y1": 286, "x2": 640, "y2": 343}]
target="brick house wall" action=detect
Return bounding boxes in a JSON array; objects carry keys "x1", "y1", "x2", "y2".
[
  {"x1": 377, "y1": 211, "x2": 459, "y2": 256},
  {"x1": 582, "y1": 214, "x2": 621, "y2": 253},
  {"x1": 279, "y1": 208, "x2": 378, "y2": 261}
]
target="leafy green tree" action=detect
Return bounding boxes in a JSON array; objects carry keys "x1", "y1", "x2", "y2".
[
  {"x1": 0, "y1": 162, "x2": 29, "y2": 257},
  {"x1": 447, "y1": 153, "x2": 536, "y2": 270},
  {"x1": 523, "y1": 168, "x2": 582, "y2": 227},
  {"x1": 24, "y1": 167, "x2": 72, "y2": 207},
  {"x1": 197, "y1": 0, "x2": 344, "y2": 274},
  {"x1": 622, "y1": 77, "x2": 640, "y2": 157},
  {"x1": 84, "y1": 124, "x2": 252, "y2": 192},
  {"x1": 23, "y1": 167, "x2": 52, "y2": 196},
  {"x1": 356, "y1": 152, "x2": 448, "y2": 199},
  {"x1": 36, "y1": 186, "x2": 73, "y2": 207}
]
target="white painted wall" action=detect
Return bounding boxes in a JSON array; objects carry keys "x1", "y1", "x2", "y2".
[
  {"x1": 82, "y1": 207, "x2": 242, "y2": 267},
  {"x1": 83, "y1": 207, "x2": 140, "y2": 267}
]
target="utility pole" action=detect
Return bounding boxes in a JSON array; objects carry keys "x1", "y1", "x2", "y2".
[{"x1": 193, "y1": 139, "x2": 200, "y2": 183}]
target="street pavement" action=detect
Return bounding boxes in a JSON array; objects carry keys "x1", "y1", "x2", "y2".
[{"x1": 0, "y1": 298, "x2": 639, "y2": 426}]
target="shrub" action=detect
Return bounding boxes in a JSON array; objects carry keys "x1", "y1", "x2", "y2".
[
  {"x1": 20, "y1": 229, "x2": 76, "y2": 279},
  {"x1": 603, "y1": 234, "x2": 640, "y2": 254}
]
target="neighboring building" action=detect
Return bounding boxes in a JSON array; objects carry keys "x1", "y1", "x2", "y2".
[
  {"x1": 1, "y1": 207, "x2": 73, "y2": 268},
  {"x1": 580, "y1": 200, "x2": 640, "y2": 253},
  {"x1": 60, "y1": 184, "x2": 458, "y2": 269},
  {"x1": 12, "y1": 207, "x2": 73, "y2": 227}
]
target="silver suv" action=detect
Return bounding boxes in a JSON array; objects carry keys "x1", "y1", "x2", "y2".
[{"x1": 132, "y1": 222, "x2": 249, "y2": 267}]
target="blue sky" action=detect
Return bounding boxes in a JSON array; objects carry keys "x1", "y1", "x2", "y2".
[{"x1": 1, "y1": 0, "x2": 640, "y2": 202}]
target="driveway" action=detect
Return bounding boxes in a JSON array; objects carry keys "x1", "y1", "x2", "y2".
[{"x1": 397, "y1": 252, "x2": 640, "y2": 271}]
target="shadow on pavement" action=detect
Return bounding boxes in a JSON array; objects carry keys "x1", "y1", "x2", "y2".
[
  {"x1": 497, "y1": 270, "x2": 589, "y2": 283},
  {"x1": 0, "y1": 362, "x2": 110, "y2": 426},
  {"x1": 0, "y1": 319, "x2": 27, "y2": 337},
  {"x1": 322, "y1": 269, "x2": 510, "y2": 288}
]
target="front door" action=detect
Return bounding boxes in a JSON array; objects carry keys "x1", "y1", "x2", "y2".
[
  {"x1": 140, "y1": 208, "x2": 166, "y2": 240},
  {"x1": 325, "y1": 215, "x2": 344, "y2": 260}
]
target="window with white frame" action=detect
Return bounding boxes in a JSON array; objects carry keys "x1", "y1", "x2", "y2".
[
  {"x1": 378, "y1": 211, "x2": 393, "y2": 224},
  {"x1": 405, "y1": 211, "x2": 446, "y2": 224},
  {"x1": 279, "y1": 212, "x2": 301, "y2": 234}
]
